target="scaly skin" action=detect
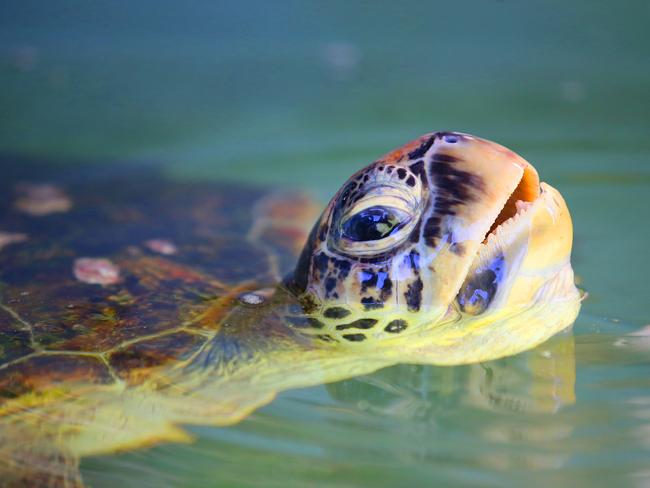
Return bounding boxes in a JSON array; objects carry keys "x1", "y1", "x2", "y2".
[{"x1": 0, "y1": 132, "x2": 580, "y2": 486}]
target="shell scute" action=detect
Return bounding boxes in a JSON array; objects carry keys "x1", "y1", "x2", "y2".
[
  {"x1": 0, "y1": 159, "x2": 316, "y2": 409},
  {"x1": 0, "y1": 250, "x2": 226, "y2": 353},
  {"x1": 0, "y1": 307, "x2": 33, "y2": 363}
]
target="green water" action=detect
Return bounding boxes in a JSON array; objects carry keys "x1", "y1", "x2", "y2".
[{"x1": 2, "y1": 1, "x2": 650, "y2": 486}]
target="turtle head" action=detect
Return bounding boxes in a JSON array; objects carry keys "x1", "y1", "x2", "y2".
[{"x1": 289, "y1": 132, "x2": 577, "y2": 344}]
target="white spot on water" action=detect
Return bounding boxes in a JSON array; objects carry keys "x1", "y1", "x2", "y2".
[
  {"x1": 560, "y1": 80, "x2": 586, "y2": 103},
  {"x1": 320, "y1": 41, "x2": 361, "y2": 80}
]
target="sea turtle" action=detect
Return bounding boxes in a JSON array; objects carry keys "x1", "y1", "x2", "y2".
[{"x1": 0, "y1": 132, "x2": 581, "y2": 486}]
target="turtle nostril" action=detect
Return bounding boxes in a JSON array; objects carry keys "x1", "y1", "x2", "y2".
[{"x1": 442, "y1": 133, "x2": 459, "y2": 144}]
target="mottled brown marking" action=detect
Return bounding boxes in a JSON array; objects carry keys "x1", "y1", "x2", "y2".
[
  {"x1": 0, "y1": 355, "x2": 113, "y2": 400},
  {"x1": 127, "y1": 256, "x2": 225, "y2": 288},
  {"x1": 109, "y1": 331, "x2": 205, "y2": 384},
  {"x1": 189, "y1": 281, "x2": 259, "y2": 331}
]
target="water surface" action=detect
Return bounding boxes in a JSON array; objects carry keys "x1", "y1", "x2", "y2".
[{"x1": 1, "y1": 1, "x2": 649, "y2": 486}]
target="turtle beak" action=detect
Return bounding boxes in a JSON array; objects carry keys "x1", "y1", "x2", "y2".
[
  {"x1": 456, "y1": 181, "x2": 575, "y2": 316},
  {"x1": 414, "y1": 131, "x2": 578, "y2": 326},
  {"x1": 416, "y1": 132, "x2": 544, "y2": 321}
]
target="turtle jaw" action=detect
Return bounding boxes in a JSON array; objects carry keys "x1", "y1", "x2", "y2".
[{"x1": 457, "y1": 180, "x2": 577, "y2": 317}]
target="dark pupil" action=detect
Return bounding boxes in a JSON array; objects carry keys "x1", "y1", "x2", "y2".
[{"x1": 342, "y1": 207, "x2": 403, "y2": 242}]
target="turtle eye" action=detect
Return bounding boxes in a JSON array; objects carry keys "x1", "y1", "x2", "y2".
[
  {"x1": 341, "y1": 206, "x2": 410, "y2": 242},
  {"x1": 332, "y1": 183, "x2": 421, "y2": 257}
]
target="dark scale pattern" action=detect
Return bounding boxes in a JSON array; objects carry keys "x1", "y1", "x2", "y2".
[
  {"x1": 432, "y1": 153, "x2": 459, "y2": 163},
  {"x1": 358, "y1": 268, "x2": 393, "y2": 307},
  {"x1": 323, "y1": 306, "x2": 351, "y2": 319},
  {"x1": 423, "y1": 152, "x2": 483, "y2": 248},
  {"x1": 342, "y1": 333, "x2": 366, "y2": 342},
  {"x1": 379, "y1": 275, "x2": 393, "y2": 301},
  {"x1": 405, "y1": 249, "x2": 421, "y2": 274},
  {"x1": 311, "y1": 251, "x2": 352, "y2": 300},
  {"x1": 361, "y1": 297, "x2": 384, "y2": 310},
  {"x1": 409, "y1": 160, "x2": 429, "y2": 188},
  {"x1": 336, "y1": 318, "x2": 378, "y2": 330},
  {"x1": 331, "y1": 257, "x2": 352, "y2": 280},
  {"x1": 385, "y1": 319, "x2": 408, "y2": 333},
  {"x1": 313, "y1": 252, "x2": 330, "y2": 277},
  {"x1": 325, "y1": 277, "x2": 337, "y2": 296},
  {"x1": 408, "y1": 217, "x2": 423, "y2": 244},
  {"x1": 360, "y1": 270, "x2": 379, "y2": 292},
  {"x1": 287, "y1": 316, "x2": 325, "y2": 329},
  {"x1": 316, "y1": 334, "x2": 337, "y2": 343},
  {"x1": 404, "y1": 277, "x2": 424, "y2": 312},
  {"x1": 458, "y1": 254, "x2": 505, "y2": 315},
  {"x1": 407, "y1": 134, "x2": 436, "y2": 160}
]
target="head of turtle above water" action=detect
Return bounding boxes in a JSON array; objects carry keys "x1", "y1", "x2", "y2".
[{"x1": 0, "y1": 131, "x2": 581, "y2": 486}]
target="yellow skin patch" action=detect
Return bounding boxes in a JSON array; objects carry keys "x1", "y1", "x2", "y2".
[{"x1": 0, "y1": 132, "x2": 581, "y2": 484}]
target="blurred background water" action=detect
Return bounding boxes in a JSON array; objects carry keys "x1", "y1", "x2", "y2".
[{"x1": 2, "y1": 1, "x2": 649, "y2": 486}]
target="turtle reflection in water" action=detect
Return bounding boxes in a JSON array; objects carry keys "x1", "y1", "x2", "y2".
[{"x1": 0, "y1": 132, "x2": 581, "y2": 486}]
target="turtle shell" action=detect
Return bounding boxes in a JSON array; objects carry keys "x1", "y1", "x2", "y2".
[{"x1": 0, "y1": 156, "x2": 318, "y2": 399}]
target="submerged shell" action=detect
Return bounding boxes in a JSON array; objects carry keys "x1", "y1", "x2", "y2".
[{"x1": 0, "y1": 157, "x2": 312, "y2": 400}]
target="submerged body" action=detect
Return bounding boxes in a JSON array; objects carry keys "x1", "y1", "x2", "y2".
[{"x1": 0, "y1": 132, "x2": 580, "y2": 485}]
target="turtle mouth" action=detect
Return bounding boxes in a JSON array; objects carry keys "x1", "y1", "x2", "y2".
[{"x1": 483, "y1": 162, "x2": 541, "y2": 243}]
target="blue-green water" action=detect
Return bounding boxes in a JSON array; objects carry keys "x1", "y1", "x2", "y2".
[{"x1": 2, "y1": 1, "x2": 650, "y2": 486}]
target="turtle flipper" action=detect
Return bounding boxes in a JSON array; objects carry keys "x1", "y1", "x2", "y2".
[{"x1": 248, "y1": 191, "x2": 322, "y2": 278}]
